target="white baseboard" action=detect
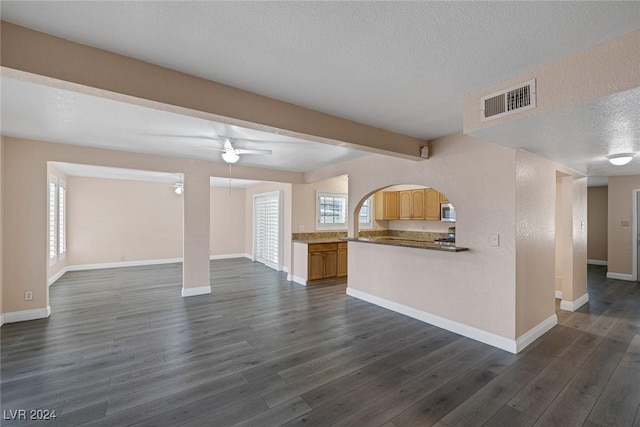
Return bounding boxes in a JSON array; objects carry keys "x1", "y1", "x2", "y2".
[
  {"x1": 560, "y1": 293, "x2": 590, "y2": 312},
  {"x1": 346, "y1": 287, "x2": 520, "y2": 354},
  {"x1": 283, "y1": 266, "x2": 289, "y2": 274},
  {"x1": 2, "y1": 306, "x2": 51, "y2": 324},
  {"x1": 587, "y1": 259, "x2": 608, "y2": 266},
  {"x1": 0, "y1": 313, "x2": 4, "y2": 326},
  {"x1": 181, "y1": 286, "x2": 211, "y2": 297},
  {"x1": 515, "y1": 314, "x2": 558, "y2": 353},
  {"x1": 67, "y1": 258, "x2": 183, "y2": 272},
  {"x1": 288, "y1": 275, "x2": 307, "y2": 286},
  {"x1": 48, "y1": 267, "x2": 68, "y2": 286},
  {"x1": 555, "y1": 290, "x2": 563, "y2": 299},
  {"x1": 606, "y1": 272, "x2": 634, "y2": 281},
  {"x1": 209, "y1": 253, "x2": 252, "y2": 260}
]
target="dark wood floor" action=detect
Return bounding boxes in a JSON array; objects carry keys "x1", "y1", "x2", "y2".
[{"x1": 1, "y1": 261, "x2": 639, "y2": 426}]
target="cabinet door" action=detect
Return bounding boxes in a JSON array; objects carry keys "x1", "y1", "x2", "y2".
[
  {"x1": 399, "y1": 191, "x2": 412, "y2": 219},
  {"x1": 308, "y1": 252, "x2": 325, "y2": 281},
  {"x1": 383, "y1": 192, "x2": 399, "y2": 220},
  {"x1": 337, "y1": 246, "x2": 348, "y2": 277},
  {"x1": 424, "y1": 189, "x2": 441, "y2": 220},
  {"x1": 411, "y1": 190, "x2": 425, "y2": 219},
  {"x1": 324, "y1": 251, "x2": 338, "y2": 278},
  {"x1": 439, "y1": 192, "x2": 450, "y2": 203}
]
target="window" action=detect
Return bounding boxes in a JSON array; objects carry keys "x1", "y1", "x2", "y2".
[
  {"x1": 359, "y1": 196, "x2": 373, "y2": 229},
  {"x1": 58, "y1": 180, "x2": 66, "y2": 259},
  {"x1": 48, "y1": 176, "x2": 58, "y2": 265},
  {"x1": 317, "y1": 191, "x2": 347, "y2": 229}
]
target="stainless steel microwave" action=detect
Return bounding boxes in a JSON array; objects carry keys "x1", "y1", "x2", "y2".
[{"x1": 441, "y1": 203, "x2": 456, "y2": 222}]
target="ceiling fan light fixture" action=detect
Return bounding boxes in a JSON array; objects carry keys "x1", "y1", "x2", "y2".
[
  {"x1": 607, "y1": 153, "x2": 634, "y2": 166},
  {"x1": 222, "y1": 150, "x2": 240, "y2": 164}
]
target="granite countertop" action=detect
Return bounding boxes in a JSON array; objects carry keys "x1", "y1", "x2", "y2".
[
  {"x1": 292, "y1": 238, "x2": 346, "y2": 244},
  {"x1": 343, "y1": 237, "x2": 469, "y2": 252}
]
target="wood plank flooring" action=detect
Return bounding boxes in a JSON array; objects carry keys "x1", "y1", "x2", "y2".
[{"x1": 1, "y1": 261, "x2": 639, "y2": 426}]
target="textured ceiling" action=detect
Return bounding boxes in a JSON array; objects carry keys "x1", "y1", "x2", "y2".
[
  {"x1": 1, "y1": 2, "x2": 640, "y2": 183},
  {"x1": 1, "y1": 78, "x2": 369, "y2": 173},
  {"x1": 3, "y1": 1, "x2": 639, "y2": 140},
  {"x1": 473, "y1": 87, "x2": 640, "y2": 182}
]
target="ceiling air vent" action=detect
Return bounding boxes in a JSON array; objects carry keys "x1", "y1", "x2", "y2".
[{"x1": 481, "y1": 79, "x2": 536, "y2": 122}]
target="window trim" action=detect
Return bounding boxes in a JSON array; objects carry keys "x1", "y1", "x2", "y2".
[{"x1": 316, "y1": 191, "x2": 348, "y2": 230}]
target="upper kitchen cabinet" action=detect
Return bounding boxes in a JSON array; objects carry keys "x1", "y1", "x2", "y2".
[
  {"x1": 374, "y1": 191, "x2": 399, "y2": 220},
  {"x1": 424, "y1": 188, "x2": 441, "y2": 220},
  {"x1": 399, "y1": 190, "x2": 425, "y2": 220}
]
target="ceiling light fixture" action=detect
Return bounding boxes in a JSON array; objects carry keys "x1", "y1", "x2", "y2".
[
  {"x1": 221, "y1": 150, "x2": 240, "y2": 164},
  {"x1": 174, "y1": 182, "x2": 184, "y2": 195},
  {"x1": 607, "y1": 153, "x2": 634, "y2": 166}
]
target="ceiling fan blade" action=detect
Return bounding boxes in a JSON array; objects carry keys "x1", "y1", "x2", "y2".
[
  {"x1": 235, "y1": 149, "x2": 273, "y2": 155},
  {"x1": 150, "y1": 133, "x2": 225, "y2": 141},
  {"x1": 227, "y1": 137, "x2": 289, "y2": 144}
]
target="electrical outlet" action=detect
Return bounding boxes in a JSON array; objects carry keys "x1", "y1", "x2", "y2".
[
  {"x1": 299, "y1": 225, "x2": 305, "y2": 232},
  {"x1": 24, "y1": 291, "x2": 34, "y2": 301},
  {"x1": 490, "y1": 234, "x2": 500, "y2": 247}
]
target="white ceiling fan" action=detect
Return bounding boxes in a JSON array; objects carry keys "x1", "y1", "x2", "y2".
[
  {"x1": 155, "y1": 130, "x2": 275, "y2": 164},
  {"x1": 218, "y1": 137, "x2": 273, "y2": 164},
  {"x1": 205, "y1": 137, "x2": 273, "y2": 164}
]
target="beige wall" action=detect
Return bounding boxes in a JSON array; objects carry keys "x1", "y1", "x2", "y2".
[
  {"x1": 310, "y1": 134, "x2": 585, "y2": 346},
  {"x1": 245, "y1": 182, "x2": 292, "y2": 272},
  {"x1": 607, "y1": 175, "x2": 640, "y2": 276},
  {"x1": 292, "y1": 175, "x2": 348, "y2": 232},
  {"x1": 47, "y1": 165, "x2": 69, "y2": 281},
  {"x1": 341, "y1": 134, "x2": 519, "y2": 340},
  {"x1": 1, "y1": 137, "x2": 300, "y2": 315},
  {"x1": 587, "y1": 186, "x2": 608, "y2": 262},
  {"x1": 210, "y1": 186, "x2": 246, "y2": 256},
  {"x1": 67, "y1": 176, "x2": 183, "y2": 266},
  {"x1": 514, "y1": 150, "x2": 557, "y2": 336},
  {"x1": 0, "y1": 137, "x2": 3, "y2": 317}
]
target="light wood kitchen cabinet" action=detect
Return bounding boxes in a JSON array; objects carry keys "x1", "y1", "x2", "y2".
[
  {"x1": 399, "y1": 190, "x2": 425, "y2": 220},
  {"x1": 374, "y1": 191, "x2": 399, "y2": 220},
  {"x1": 440, "y1": 193, "x2": 450, "y2": 203},
  {"x1": 337, "y1": 242, "x2": 348, "y2": 277},
  {"x1": 424, "y1": 189, "x2": 441, "y2": 220},
  {"x1": 308, "y1": 243, "x2": 345, "y2": 281}
]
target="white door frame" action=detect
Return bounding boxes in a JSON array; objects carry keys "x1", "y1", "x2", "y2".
[{"x1": 252, "y1": 190, "x2": 284, "y2": 272}]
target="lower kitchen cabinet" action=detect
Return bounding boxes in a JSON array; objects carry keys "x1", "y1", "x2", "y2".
[
  {"x1": 337, "y1": 242, "x2": 348, "y2": 277},
  {"x1": 308, "y1": 242, "x2": 347, "y2": 281}
]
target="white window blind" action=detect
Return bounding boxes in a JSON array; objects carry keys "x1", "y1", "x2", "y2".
[
  {"x1": 254, "y1": 192, "x2": 282, "y2": 271},
  {"x1": 48, "y1": 176, "x2": 58, "y2": 265},
  {"x1": 317, "y1": 191, "x2": 347, "y2": 229},
  {"x1": 58, "y1": 181, "x2": 66, "y2": 258},
  {"x1": 359, "y1": 197, "x2": 372, "y2": 228}
]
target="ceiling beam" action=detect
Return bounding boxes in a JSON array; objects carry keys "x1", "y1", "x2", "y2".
[{"x1": 1, "y1": 22, "x2": 427, "y2": 160}]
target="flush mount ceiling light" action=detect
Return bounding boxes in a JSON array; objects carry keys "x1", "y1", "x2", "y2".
[
  {"x1": 174, "y1": 182, "x2": 184, "y2": 195},
  {"x1": 607, "y1": 153, "x2": 634, "y2": 166}
]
